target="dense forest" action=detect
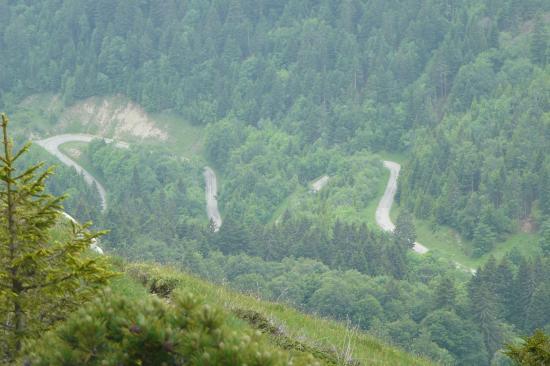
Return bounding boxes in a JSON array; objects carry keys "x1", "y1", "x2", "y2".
[{"x1": 1, "y1": 0, "x2": 549, "y2": 365}]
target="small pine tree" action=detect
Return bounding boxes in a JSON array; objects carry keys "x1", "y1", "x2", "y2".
[
  {"x1": 385, "y1": 242, "x2": 408, "y2": 279},
  {"x1": 23, "y1": 289, "x2": 286, "y2": 366},
  {"x1": 470, "y1": 283, "x2": 502, "y2": 357},
  {"x1": 394, "y1": 210, "x2": 416, "y2": 250},
  {"x1": 434, "y1": 276, "x2": 457, "y2": 309},
  {"x1": 0, "y1": 114, "x2": 113, "y2": 362},
  {"x1": 472, "y1": 222, "x2": 495, "y2": 257},
  {"x1": 510, "y1": 259, "x2": 536, "y2": 330}
]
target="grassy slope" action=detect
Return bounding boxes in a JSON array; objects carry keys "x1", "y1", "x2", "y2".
[
  {"x1": 149, "y1": 111, "x2": 205, "y2": 157},
  {"x1": 412, "y1": 215, "x2": 541, "y2": 268},
  {"x1": 120, "y1": 262, "x2": 433, "y2": 366}
]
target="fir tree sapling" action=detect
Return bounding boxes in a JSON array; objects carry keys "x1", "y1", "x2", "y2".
[{"x1": 0, "y1": 114, "x2": 114, "y2": 363}]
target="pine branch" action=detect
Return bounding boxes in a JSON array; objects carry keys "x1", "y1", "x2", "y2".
[
  {"x1": 11, "y1": 142, "x2": 32, "y2": 163},
  {"x1": 22, "y1": 273, "x2": 76, "y2": 291},
  {"x1": 13, "y1": 162, "x2": 45, "y2": 181}
]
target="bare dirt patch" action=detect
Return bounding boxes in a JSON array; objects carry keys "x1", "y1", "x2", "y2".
[{"x1": 60, "y1": 96, "x2": 168, "y2": 141}]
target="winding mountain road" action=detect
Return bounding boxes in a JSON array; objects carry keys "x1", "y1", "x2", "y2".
[
  {"x1": 34, "y1": 134, "x2": 129, "y2": 254},
  {"x1": 375, "y1": 161, "x2": 429, "y2": 254},
  {"x1": 37, "y1": 133, "x2": 474, "y2": 272},
  {"x1": 36, "y1": 134, "x2": 128, "y2": 212},
  {"x1": 38, "y1": 134, "x2": 223, "y2": 235},
  {"x1": 204, "y1": 167, "x2": 222, "y2": 231}
]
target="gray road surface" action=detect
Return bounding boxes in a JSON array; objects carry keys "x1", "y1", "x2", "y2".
[
  {"x1": 375, "y1": 161, "x2": 429, "y2": 254},
  {"x1": 204, "y1": 167, "x2": 222, "y2": 231}
]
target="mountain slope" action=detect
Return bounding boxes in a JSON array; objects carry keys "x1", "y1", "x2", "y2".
[{"x1": 120, "y1": 261, "x2": 434, "y2": 366}]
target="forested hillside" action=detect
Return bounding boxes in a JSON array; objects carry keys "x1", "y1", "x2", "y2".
[
  {"x1": 399, "y1": 32, "x2": 549, "y2": 257},
  {"x1": 1, "y1": 0, "x2": 548, "y2": 244},
  {"x1": 1, "y1": 0, "x2": 549, "y2": 365}
]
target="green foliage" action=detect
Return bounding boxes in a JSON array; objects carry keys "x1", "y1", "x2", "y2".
[
  {"x1": 433, "y1": 276, "x2": 456, "y2": 310},
  {"x1": 394, "y1": 210, "x2": 417, "y2": 250},
  {"x1": 505, "y1": 330, "x2": 550, "y2": 365},
  {"x1": 421, "y1": 309, "x2": 489, "y2": 365},
  {"x1": 400, "y1": 62, "x2": 549, "y2": 251},
  {"x1": 82, "y1": 141, "x2": 205, "y2": 259},
  {"x1": 125, "y1": 254, "x2": 472, "y2": 365},
  {"x1": 531, "y1": 15, "x2": 548, "y2": 66},
  {"x1": 123, "y1": 262, "x2": 435, "y2": 366},
  {"x1": 1, "y1": 1, "x2": 549, "y2": 365},
  {"x1": 539, "y1": 219, "x2": 550, "y2": 256},
  {"x1": 27, "y1": 144, "x2": 103, "y2": 223},
  {"x1": 22, "y1": 289, "x2": 289, "y2": 366},
  {"x1": 473, "y1": 222, "x2": 497, "y2": 257},
  {"x1": 0, "y1": 114, "x2": 113, "y2": 363}
]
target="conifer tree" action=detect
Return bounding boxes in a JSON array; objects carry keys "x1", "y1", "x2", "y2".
[
  {"x1": 524, "y1": 283, "x2": 550, "y2": 333},
  {"x1": 539, "y1": 219, "x2": 550, "y2": 256},
  {"x1": 531, "y1": 15, "x2": 548, "y2": 66},
  {"x1": 24, "y1": 290, "x2": 286, "y2": 366},
  {"x1": 511, "y1": 259, "x2": 536, "y2": 330},
  {"x1": 394, "y1": 210, "x2": 416, "y2": 250},
  {"x1": 494, "y1": 258, "x2": 515, "y2": 320},
  {"x1": 434, "y1": 276, "x2": 457, "y2": 309},
  {"x1": 472, "y1": 221, "x2": 496, "y2": 257},
  {"x1": 0, "y1": 114, "x2": 113, "y2": 363},
  {"x1": 471, "y1": 282, "x2": 503, "y2": 357},
  {"x1": 385, "y1": 242, "x2": 407, "y2": 279}
]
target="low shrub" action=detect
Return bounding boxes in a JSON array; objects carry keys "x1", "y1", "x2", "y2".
[{"x1": 21, "y1": 288, "x2": 291, "y2": 366}]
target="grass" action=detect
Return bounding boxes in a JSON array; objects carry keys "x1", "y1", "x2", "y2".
[
  {"x1": 124, "y1": 262, "x2": 434, "y2": 366},
  {"x1": 268, "y1": 188, "x2": 304, "y2": 224},
  {"x1": 148, "y1": 111, "x2": 205, "y2": 157},
  {"x1": 109, "y1": 273, "x2": 149, "y2": 300},
  {"x1": 268, "y1": 175, "x2": 333, "y2": 224},
  {"x1": 376, "y1": 151, "x2": 407, "y2": 165},
  {"x1": 390, "y1": 205, "x2": 542, "y2": 269}
]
